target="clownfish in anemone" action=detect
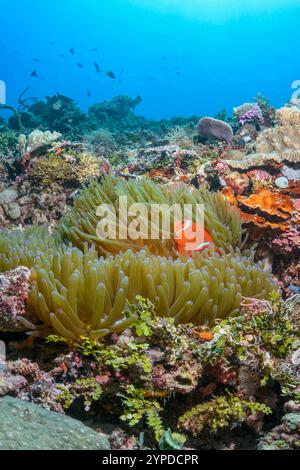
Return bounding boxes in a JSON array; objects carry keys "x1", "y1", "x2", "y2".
[{"x1": 174, "y1": 220, "x2": 221, "y2": 256}]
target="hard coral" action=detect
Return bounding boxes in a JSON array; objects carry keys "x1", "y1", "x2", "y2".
[
  {"x1": 234, "y1": 103, "x2": 264, "y2": 127},
  {"x1": 255, "y1": 107, "x2": 300, "y2": 163},
  {"x1": 18, "y1": 130, "x2": 62, "y2": 157},
  {"x1": 28, "y1": 151, "x2": 109, "y2": 188}
]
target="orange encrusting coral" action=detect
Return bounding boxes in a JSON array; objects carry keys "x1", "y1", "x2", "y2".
[
  {"x1": 237, "y1": 189, "x2": 295, "y2": 220},
  {"x1": 222, "y1": 187, "x2": 294, "y2": 234}
]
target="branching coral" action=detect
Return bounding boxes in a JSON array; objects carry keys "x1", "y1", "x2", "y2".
[
  {"x1": 26, "y1": 245, "x2": 274, "y2": 341},
  {"x1": 166, "y1": 126, "x2": 193, "y2": 148},
  {"x1": 58, "y1": 176, "x2": 243, "y2": 257},
  {"x1": 234, "y1": 103, "x2": 264, "y2": 126}
]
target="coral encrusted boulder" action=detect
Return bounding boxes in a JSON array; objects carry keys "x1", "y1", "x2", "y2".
[{"x1": 0, "y1": 396, "x2": 110, "y2": 450}]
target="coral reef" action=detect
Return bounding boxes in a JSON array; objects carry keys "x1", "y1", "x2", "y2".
[
  {"x1": 88, "y1": 95, "x2": 143, "y2": 130},
  {"x1": 259, "y1": 404, "x2": 300, "y2": 450},
  {"x1": 1, "y1": 293, "x2": 297, "y2": 450},
  {"x1": 0, "y1": 92, "x2": 299, "y2": 451},
  {"x1": 15, "y1": 94, "x2": 88, "y2": 138}
]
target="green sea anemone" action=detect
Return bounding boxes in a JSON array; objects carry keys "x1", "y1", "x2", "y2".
[
  {"x1": 27, "y1": 245, "x2": 274, "y2": 341},
  {"x1": 0, "y1": 226, "x2": 57, "y2": 273},
  {"x1": 57, "y1": 176, "x2": 242, "y2": 257}
]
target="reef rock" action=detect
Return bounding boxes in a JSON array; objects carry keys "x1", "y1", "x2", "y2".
[
  {"x1": 0, "y1": 396, "x2": 110, "y2": 450},
  {"x1": 0, "y1": 361, "x2": 28, "y2": 396},
  {"x1": 0, "y1": 267, "x2": 33, "y2": 332},
  {"x1": 5, "y1": 202, "x2": 21, "y2": 220},
  {"x1": 0, "y1": 189, "x2": 18, "y2": 206},
  {"x1": 259, "y1": 411, "x2": 300, "y2": 450},
  {"x1": 197, "y1": 117, "x2": 233, "y2": 145}
]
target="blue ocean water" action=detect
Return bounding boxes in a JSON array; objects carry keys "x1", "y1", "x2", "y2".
[{"x1": 1, "y1": 0, "x2": 300, "y2": 118}]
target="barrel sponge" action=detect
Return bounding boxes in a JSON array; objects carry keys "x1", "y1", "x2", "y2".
[
  {"x1": 27, "y1": 246, "x2": 274, "y2": 341},
  {"x1": 0, "y1": 227, "x2": 58, "y2": 273},
  {"x1": 57, "y1": 176, "x2": 242, "y2": 257}
]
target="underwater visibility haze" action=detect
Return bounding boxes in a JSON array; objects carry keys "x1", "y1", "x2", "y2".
[
  {"x1": 1, "y1": 0, "x2": 300, "y2": 117},
  {"x1": 0, "y1": 0, "x2": 299, "y2": 454}
]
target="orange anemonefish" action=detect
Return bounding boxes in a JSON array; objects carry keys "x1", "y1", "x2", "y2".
[{"x1": 174, "y1": 220, "x2": 220, "y2": 256}]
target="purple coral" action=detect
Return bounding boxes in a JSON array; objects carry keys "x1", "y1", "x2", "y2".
[
  {"x1": 235, "y1": 103, "x2": 264, "y2": 126},
  {"x1": 272, "y1": 219, "x2": 300, "y2": 255}
]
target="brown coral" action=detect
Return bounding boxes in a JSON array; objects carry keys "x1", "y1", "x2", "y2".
[{"x1": 28, "y1": 152, "x2": 109, "y2": 188}]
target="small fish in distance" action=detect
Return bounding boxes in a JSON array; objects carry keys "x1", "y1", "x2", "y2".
[
  {"x1": 30, "y1": 70, "x2": 38, "y2": 78},
  {"x1": 77, "y1": 63, "x2": 84, "y2": 69},
  {"x1": 106, "y1": 71, "x2": 116, "y2": 79},
  {"x1": 69, "y1": 48, "x2": 75, "y2": 55},
  {"x1": 94, "y1": 62, "x2": 101, "y2": 73}
]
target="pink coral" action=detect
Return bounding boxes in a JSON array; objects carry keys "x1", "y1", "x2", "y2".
[
  {"x1": 0, "y1": 267, "x2": 33, "y2": 332},
  {"x1": 272, "y1": 216, "x2": 300, "y2": 255}
]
